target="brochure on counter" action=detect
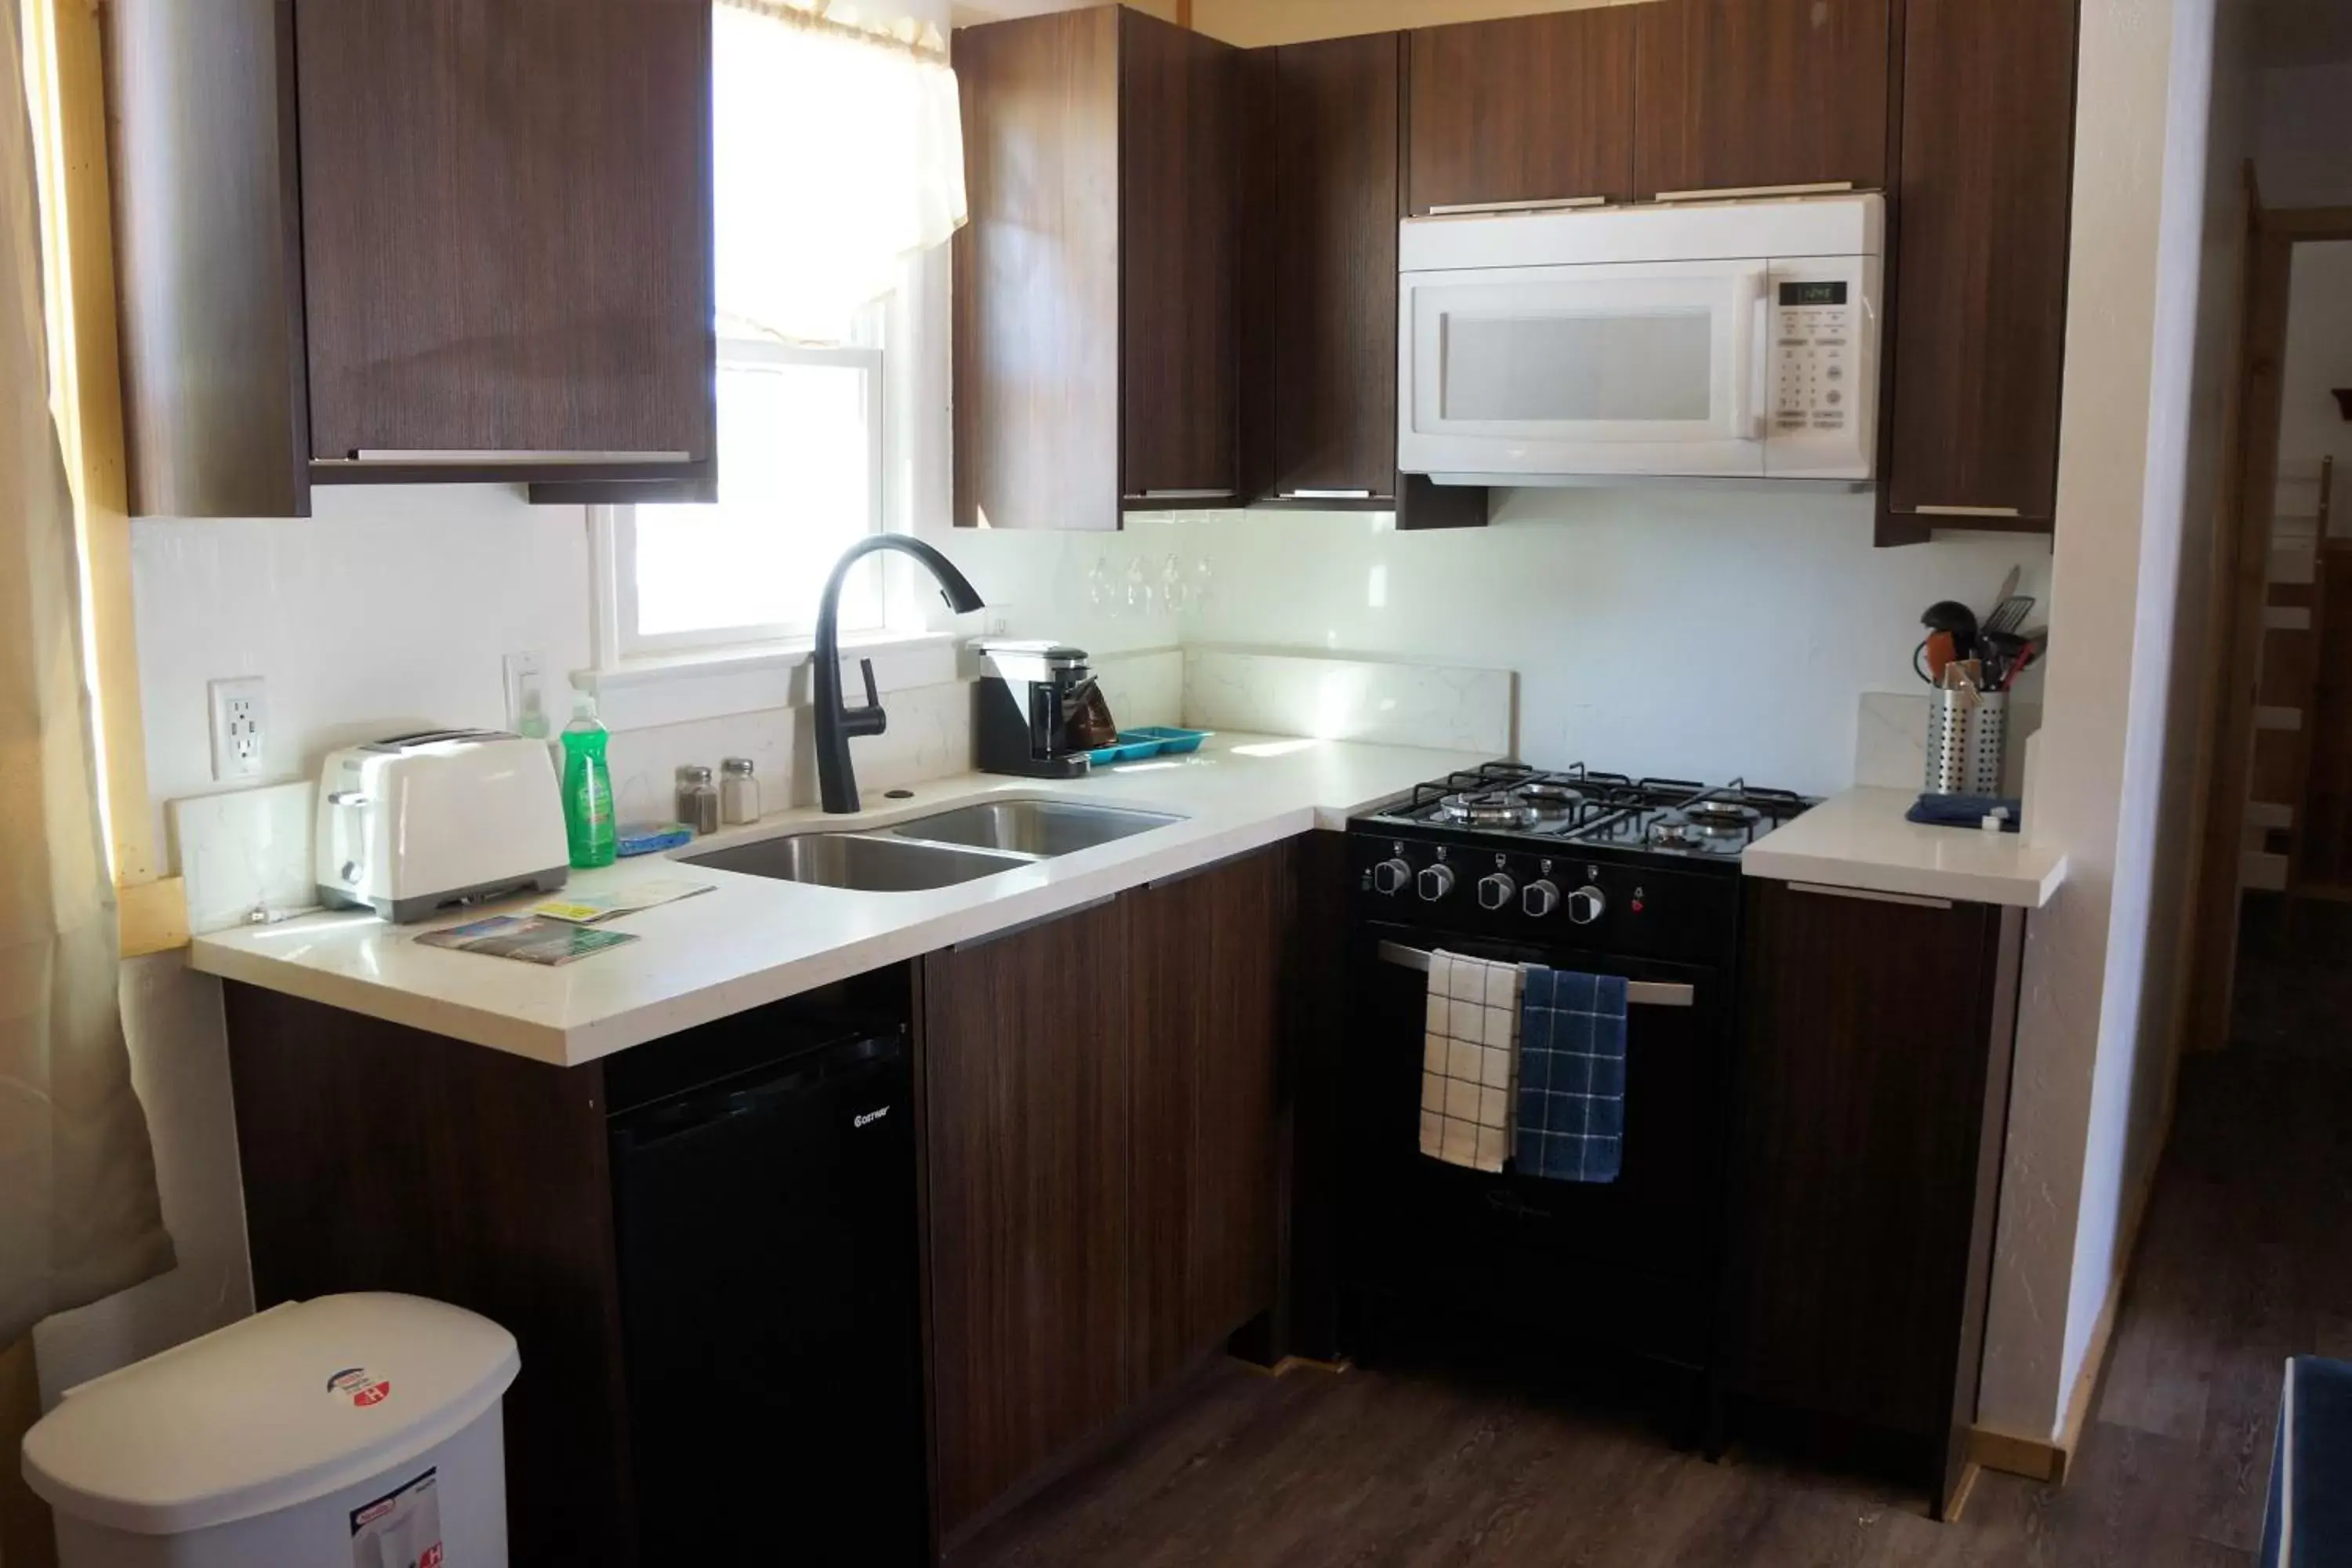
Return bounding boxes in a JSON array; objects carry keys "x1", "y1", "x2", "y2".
[{"x1": 415, "y1": 915, "x2": 640, "y2": 967}]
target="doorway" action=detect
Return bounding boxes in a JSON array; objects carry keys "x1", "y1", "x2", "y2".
[{"x1": 2184, "y1": 206, "x2": 2352, "y2": 1050}]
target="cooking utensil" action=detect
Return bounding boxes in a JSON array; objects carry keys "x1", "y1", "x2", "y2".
[
  {"x1": 1923, "y1": 630, "x2": 1957, "y2": 684},
  {"x1": 1984, "y1": 593, "x2": 2036, "y2": 637},
  {"x1": 1922, "y1": 600, "x2": 1980, "y2": 664},
  {"x1": 1978, "y1": 630, "x2": 2027, "y2": 690}
]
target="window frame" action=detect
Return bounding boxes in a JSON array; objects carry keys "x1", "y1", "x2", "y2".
[{"x1": 599, "y1": 330, "x2": 888, "y2": 662}]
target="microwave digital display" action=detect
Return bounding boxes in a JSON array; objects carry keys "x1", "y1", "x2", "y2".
[{"x1": 1778, "y1": 281, "x2": 1848, "y2": 307}]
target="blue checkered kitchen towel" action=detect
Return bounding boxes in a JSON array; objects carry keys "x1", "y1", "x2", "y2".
[{"x1": 1513, "y1": 969, "x2": 1630, "y2": 1183}]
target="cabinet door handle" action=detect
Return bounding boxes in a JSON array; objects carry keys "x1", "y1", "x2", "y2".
[
  {"x1": 335, "y1": 449, "x2": 694, "y2": 465},
  {"x1": 1425, "y1": 195, "x2": 1609, "y2": 216},
  {"x1": 1280, "y1": 488, "x2": 1377, "y2": 501},
  {"x1": 1145, "y1": 846, "x2": 1269, "y2": 891},
  {"x1": 1912, "y1": 504, "x2": 2024, "y2": 519},
  {"x1": 1124, "y1": 488, "x2": 1236, "y2": 501},
  {"x1": 951, "y1": 894, "x2": 1116, "y2": 953},
  {"x1": 1788, "y1": 881, "x2": 1955, "y2": 910},
  {"x1": 1649, "y1": 180, "x2": 1857, "y2": 205}
]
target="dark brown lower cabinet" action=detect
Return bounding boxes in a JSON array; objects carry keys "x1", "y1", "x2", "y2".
[
  {"x1": 921, "y1": 846, "x2": 1293, "y2": 1546},
  {"x1": 224, "y1": 987, "x2": 637, "y2": 1568},
  {"x1": 1730, "y1": 879, "x2": 2024, "y2": 1517},
  {"x1": 1129, "y1": 850, "x2": 1290, "y2": 1383},
  {"x1": 920, "y1": 895, "x2": 1139, "y2": 1537},
  {"x1": 222, "y1": 845, "x2": 1297, "y2": 1563}
]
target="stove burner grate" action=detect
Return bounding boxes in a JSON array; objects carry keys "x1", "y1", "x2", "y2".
[
  {"x1": 1513, "y1": 780, "x2": 1586, "y2": 814},
  {"x1": 1681, "y1": 800, "x2": 1764, "y2": 837},
  {"x1": 1435, "y1": 789, "x2": 1544, "y2": 829}
]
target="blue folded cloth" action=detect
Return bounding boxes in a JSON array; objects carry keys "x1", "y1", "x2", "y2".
[
  {"x1": 1513, "y1": 969, "x2": 1628, "y2": 1184},
  {"x1": 2261, "y1": 1356, "x2": 2352, "y2": 1566},
  {"x1": 1907, "y1": 793, "x2": 2022, "y2": 832}
]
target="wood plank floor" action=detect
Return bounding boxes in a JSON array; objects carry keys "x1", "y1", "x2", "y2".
[{"x1": 962, "y1": 913, "x2": 2350, "y2": 1567}]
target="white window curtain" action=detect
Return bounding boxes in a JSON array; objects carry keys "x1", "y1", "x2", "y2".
[
  {"x1": 2, "y1": 0, "x2": 172, "y2": 1354},
  {"x1": 714, "y1": 0, "x2": 966, "y2": 344}
]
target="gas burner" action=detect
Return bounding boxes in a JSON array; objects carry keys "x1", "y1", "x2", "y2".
[
  {"x1": 1648, "y1": 818, "x2": 1708, "y2": 851},
  {"x1": 1681, "y1": 800, "x2": 1763, "y2": 837},
  {"x1": 1514, "y1": 779, "x2": 1586, "y2": 814},
  {"x1": 1436, "y1": 789, "x2": 1543, "y2": 829}
]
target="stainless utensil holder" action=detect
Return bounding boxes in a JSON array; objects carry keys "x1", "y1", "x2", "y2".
[{"x1": 1926, "y1": 689, "x2": 2006, "y2": 797}]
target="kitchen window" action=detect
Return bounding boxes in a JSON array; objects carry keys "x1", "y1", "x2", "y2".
[
  {"x1": 604, "y1": 320, "x2": 887, "y2": 658},
  {"x1": 594, "y1": 0, "x2": 964, "y2": 667}
]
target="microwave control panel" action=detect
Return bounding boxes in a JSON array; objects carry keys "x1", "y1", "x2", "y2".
[
  {"x1": 1764, "y1": 261, "x2": 1877, "y2": 479},
  {"x1": 1773, "y1": 280, "x2": 1853, "y2": 433}
]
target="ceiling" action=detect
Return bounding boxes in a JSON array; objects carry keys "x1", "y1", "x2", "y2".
[{"x1": 2253, "y1": 0, "x2": 2352, "y2": 67}]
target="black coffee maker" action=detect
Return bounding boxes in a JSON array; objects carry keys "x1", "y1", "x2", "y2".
[{"x1": 972, "y1": 640, "x2": 1116, "y2": 779}]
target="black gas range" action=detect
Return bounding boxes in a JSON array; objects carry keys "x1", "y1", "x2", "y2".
[
  {"x1": 1351, "y1": 762, "x2": 1816, "y2": 958},
  {"x1": 1337, "y1": 764, "x2": 1819, "y2": 1421}
]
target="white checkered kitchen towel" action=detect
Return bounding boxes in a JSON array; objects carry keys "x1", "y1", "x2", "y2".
[{"x1": 1419, "y1": 950, "x2": 1523, "y2": 1173}]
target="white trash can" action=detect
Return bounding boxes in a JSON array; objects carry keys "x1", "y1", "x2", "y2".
[{"x1": 21, "y1": 1293, "x2": 519, "y2": 1568}]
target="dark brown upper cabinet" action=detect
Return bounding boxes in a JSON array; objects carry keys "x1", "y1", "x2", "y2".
[
  {"x1": 1240, "y1": 33, "x2": 1486, "y2": 529},
  {"x1": 103, "y1": 0, "x2": 716, "y2": 517},
  {"x1": 1406, "y1": 9, "x2": 1637, "y2": 215},
  {"x1": 294, "y1": 0, "x2": 714, "y2": 481},
  {"x1": 1632, "y1": 0, "x2": 1892, "y2": 201},
  {"x1": 1878, "y1": 0, "x2": 2080, "y2": 540},
  {"x1": 1261, "y1": 33, "x2": 1402, "y2": 503},
  {"x1": 953, "y1": 5, "x2": 1240, "y2": 531}
]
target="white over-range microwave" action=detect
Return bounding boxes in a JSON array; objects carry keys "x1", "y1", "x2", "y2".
[{"x1": 1397, "y1": 194, "x2": 1883, "y2": 487}]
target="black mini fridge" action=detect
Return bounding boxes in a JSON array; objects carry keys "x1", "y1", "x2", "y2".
[{"x1": 605, "y1": 1013, "x2": 925, "y2": 1563}]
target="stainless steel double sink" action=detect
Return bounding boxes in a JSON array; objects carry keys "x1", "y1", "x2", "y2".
[{"x1": 681, "y1": 799, "x2": 1185, "y2": 892}]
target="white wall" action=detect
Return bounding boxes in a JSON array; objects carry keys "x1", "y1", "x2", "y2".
[
  {"x1": 34, "y1": 489, "x2": 597, "y2": 1403},
  {"x1": 131, "y1": 487, "x2": 597, "y2": 851},
  {"x1": 2279, "y1": 242, "x2": 2352, "y2": 485},
  {"x1": 1156, "y1": 495, "x2": 2049, "y2": 794},
  {"x1": 1976, "y1": 0, "x2": 2250, "y2": 1441},
  {"x1": 2255, "y1": 60, "x2": 2352, "y2": 208}
]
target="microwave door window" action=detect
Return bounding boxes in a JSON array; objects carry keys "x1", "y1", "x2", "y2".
[
  {"x1": 1402, "y1": 262, "x2": 1769, "y2": 478},
  {"x1": 1443, "y1": 310, "x2": 1713, "y2": 425}
]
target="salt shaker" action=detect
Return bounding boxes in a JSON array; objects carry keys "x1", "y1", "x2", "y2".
[
  {"x1": 675, "y1": 764, "x2": 720, "y2": 836},
  {"x1": 720, "y1": 757, "x2": 760, "y2": 827}
]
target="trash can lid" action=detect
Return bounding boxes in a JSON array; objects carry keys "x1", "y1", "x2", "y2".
[{"x1": 21, "y1": 1293, "x2": 519, "y2": 1537}]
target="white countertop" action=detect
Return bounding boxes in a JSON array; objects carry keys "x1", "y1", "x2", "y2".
[
  {"x1": 187, "y1": 734, "x2": 1492, "y2": 1066},
  {"x1": 1741, "y1": 786, "x2": 2067, "y2": 909}
]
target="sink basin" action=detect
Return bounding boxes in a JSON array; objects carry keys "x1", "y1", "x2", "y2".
[
  {"x1": 684, "y1": 832, "x2": 1032, "y2": 892},
  {"x1": 889, "y1": 800, "x2": 1183, "y2": 857}
]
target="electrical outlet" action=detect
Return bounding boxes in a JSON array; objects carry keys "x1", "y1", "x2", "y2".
[
  {"x1": 503, "y1": 651, "x2": 548, "y2": 736},
  {"x1": 207, "y1": 677, "x2": 268, "y2": 781}
]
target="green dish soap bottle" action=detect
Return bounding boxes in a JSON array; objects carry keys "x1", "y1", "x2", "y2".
[{"x1": 560, "y1": 691, "x2": 617, "y2": 869}]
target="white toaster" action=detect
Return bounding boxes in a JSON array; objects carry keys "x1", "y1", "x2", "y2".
[{"x1": 315, "y1": 730, "x2": 570, "y2": 921}]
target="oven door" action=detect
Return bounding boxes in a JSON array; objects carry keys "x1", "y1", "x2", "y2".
[
  {"x1": 1398, "y1": 259, "x2": 1769, "y2": 480},
  {"x1": 1341, "y1": 921, "x2": 1731, "y2": 1367}
]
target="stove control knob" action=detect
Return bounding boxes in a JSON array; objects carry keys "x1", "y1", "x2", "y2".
[
  {"x1": 1566, "y1": 885, "x2": 1607, "y2": 925},
  {"x1": 1371, "y1": 858, "x2": 1412, "y2": 897},
  {"x1": 1522, "y1": 879, "x2": 1561, "y2": 918},
  {"x1": 1477, "y1": 873, "x2": 1516, "y2": 911},
  {"x1": 1417, "y1": 863, "x2": 1457, "y2": 902}
]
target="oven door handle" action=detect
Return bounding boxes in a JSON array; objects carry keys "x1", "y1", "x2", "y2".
[{"x1": 1374, "y1": 941, "x2": 1696, "y2": 1008}]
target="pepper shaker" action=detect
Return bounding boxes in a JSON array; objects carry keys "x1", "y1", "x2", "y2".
[
  {"x1": 720, "y1": 757, "x2": 760, "y2": 827},
  {"x1": 675, "y1": 764, "x2": 720, "y2": 836}
]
